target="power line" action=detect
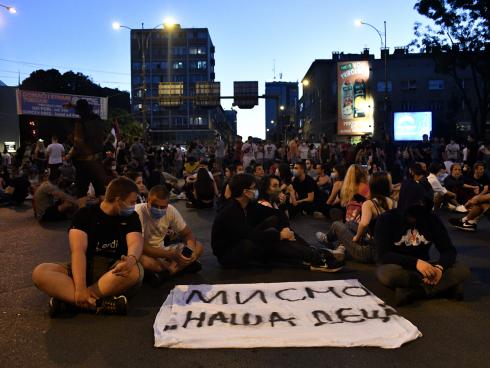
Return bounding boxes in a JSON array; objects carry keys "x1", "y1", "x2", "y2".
[{"x1": 0, "y1": 57, "x2": 131, "y2": 76}]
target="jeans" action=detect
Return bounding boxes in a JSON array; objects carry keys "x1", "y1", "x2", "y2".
[
  {"x1": 73, "y1": 159, "x2": 107, "y2": 198},
  {"x1": 327, "y1": 221, "x2": 376, "y2": 263},
  {"x1": 376, "y1": 262, "x2": 470, "y2": 295}
]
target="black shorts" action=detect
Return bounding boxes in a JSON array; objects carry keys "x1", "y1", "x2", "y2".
[
  {"x1": 41, "y1": 204, "x2": 67, "y2": 222},
  {"x1": 61, "y1": 256, "x2": 144, "y2": 297}
]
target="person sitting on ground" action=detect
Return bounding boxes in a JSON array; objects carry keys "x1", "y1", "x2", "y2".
[
  {"x1": 427, "y1": 162, "x2": 466, "y2": 212},
  {"x1": 444, "y1": 163, "x2": 478, "y2": 206},
  {"x1": 211, "y1": 173, "x2": 342, "y2": 271},
  {"x1": 449, "y1": 190, "x2": 490, "y2": 232},
  {"x1": 185, "y1": 167, "x2": 218, "y2": 208},
  {"x1": 127, "y1": 171, "x2": 148, "y2": 203},
  {"x1": 0, "y1": 167, "x2": 31, "y2": 206},
  {"x1": 463, "y1": 161, "x2": 489, "y2": 195},
  {"x1": 218, "y1": 164, "x2": 236, "y2": 208},
  {"x1": 34, "y1": 171, "x2": 78, "y2": 222},
  {"x1": 317, "y1": 171, "x2": 396, "y2": 263},
  {"x1": 135, "y1": 185, "x2": 204, "y2": 286},
  {"x1": 341, "y1": 164, "x2": 370, "y2": 223},
  {"x1": 315, "y1": 162, "x2": 332, "y2": 199},
  {"x1": 305, "y1": 159, "x2": 318, "y2": 180},
  {"x1": 253, "y1": 163, "x2": 265, "y2": 180},
  {"x1": 375, "y1": 180, "x2": 470, "y2": 306},
  {"x1": 32, "y1": 177, "x2": 144, "y2": 317},
  {"x1": 290, "y1": 161, "x2": 319, "y2": 217},
  {"x1": 183, "y1": 156, "x2": 199, "y2": 178}
]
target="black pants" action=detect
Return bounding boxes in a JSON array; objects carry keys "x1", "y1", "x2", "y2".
[
  {"x1": 376, "y1": 262, "x2": 470, "y2": 296},
  {"x1": 73, "y1": 159, "x2": 107, "y2": 198},
  {"x1": 218, "y1": 219, "x2": 323, "y2": 267}
]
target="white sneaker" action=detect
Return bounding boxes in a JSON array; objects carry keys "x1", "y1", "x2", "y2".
[
  {"x1": 447, "y1": 203, "x2": 456, "y2": 210},
  {"x1": 454, "y1": 205, "x2": 468, "y2": 213},
  {"x1": 316, "y1": 232, "x2": 328, "y2": 244},
  {"x1": 176, "y1": 193, "x2": 187, "y2": 200}
]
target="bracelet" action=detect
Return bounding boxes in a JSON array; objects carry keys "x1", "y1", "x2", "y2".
[
  {"x1": 127, "y1": 254, "x2": 138, "y2": 263},
  {"x1": 434, "y1": 264, "x2": 444, "y2": 271}
]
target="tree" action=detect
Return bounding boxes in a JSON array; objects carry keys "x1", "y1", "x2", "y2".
[
  {"x1": 411, "y1": 0, "x2": 490, "y2": 136},
  {"x1": 109, "y1": 108, "x2": 143, "y2": 141},
  {"x1": 20, "y1": 69, "x2": 131, "y2": 114}
]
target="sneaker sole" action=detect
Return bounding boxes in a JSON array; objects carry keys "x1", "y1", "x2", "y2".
[
  {"x1": 309, "y1": 265, "x2": 343, "y2": 273},
  {"x1": 451, "y1": 224, "x2": 476, "y2": 232}
]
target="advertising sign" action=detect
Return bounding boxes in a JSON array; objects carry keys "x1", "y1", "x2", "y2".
[
  {"x1": 393, "y1": 111, "x2": 432, "y2": 141},
  {"x1": 337, "y1": 61, "x2": 374, "y2": 135},
  {"x1": 16, "y1": 90, "x2": 108, "y2": 120}
]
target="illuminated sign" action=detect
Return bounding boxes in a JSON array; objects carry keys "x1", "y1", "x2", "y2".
[
  {"x1": 16, "y1": 90, "x2": 108, "y2": 120},
  {"x1": 337, "y1": 61, "x2": 374, "y2": 135}
]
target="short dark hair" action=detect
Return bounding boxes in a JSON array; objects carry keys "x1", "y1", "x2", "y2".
[
  {"x1": 149, "y1": 185, "x2": 170, "y2": 200},
  {"x1": 105, "y1": 176, "x2": 139, "y2": 202},
  {"x1": 126, "y1": 171, "x2": 143, "y2": 182},
  {"x1": 429, "y1": 162, "x2": 442, "y2": 175},
  {"x1": 474, "y1": 161, "x2": 485, "y2": 170},
  {"x1": 410, "y1": 162, "x2": 426, "y2": 177},
  {"x1": 295, "y1": 161, "x2": 306, "y2": 172},
  {"x1": 258, "y1": 175, "x2": 280, "y2": 201},
  {"x1": 230, "y1": 173, "x2": 256, "y2": 198}
]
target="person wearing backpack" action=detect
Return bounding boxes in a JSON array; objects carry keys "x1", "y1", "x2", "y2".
[{"x1": 65, "y1": 99, "x2": 109, "y2": 200}]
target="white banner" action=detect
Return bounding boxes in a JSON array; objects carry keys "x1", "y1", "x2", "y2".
[{"x1": 154, "y1": 279, "x2": 422, "y2": 349}]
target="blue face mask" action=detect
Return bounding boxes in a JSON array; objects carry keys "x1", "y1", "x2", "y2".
[
  {"x1": 120, "y1": 202, "x2": 135, "y2": 217},
  {"x1": 150, "y1": 206, "x2": 167, "y2": 219}
]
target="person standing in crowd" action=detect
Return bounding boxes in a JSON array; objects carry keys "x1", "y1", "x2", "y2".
[
  {"x1": 241, "y1": 136, "x2": 257, "y2": 168},
  {"x1": 46, "y1": 136, "x2": 65, "y2": 176},
  {"x1": 466, "y1": 134, "x2": 479, "y2": 167},
  {"x1": 288, "y1": 137, "x2": 299, "y2": 164},
  {"x1": 263, "y1": 139, "x2": 277, "y2": 171},
  {"x1": 135, "y1": 185, "x2": 203, "y2": 286},
  {"x1": 1, "y1": 146, "x2": 12, "y2": 169},
  {"x1": 130, "y1": 138, "x2": 146, "y2": 170},
  {"x1": 445, "y1": 138, "x2": 461, "y2": 162},
  {"x1": 298, "y1": 140, "x2": 309, "y2": 161},
  {"x1": 214, "y1": 135, "x2": 225, "y2": 174},
  {"x1": 32, "y1": 177, "x2": 144, "y2": 317},
  {"x1": 233, "y1": 135, "x2": 243, "y2": 164},
  {"x1": 375, "y1": 180, "x2": 470, "y2": 306},
  {"x1": 173, "y1": 144, "x2": 184, "y2": 178},
  {"x1": 211, "y1": 173, "x2": 342, "y2": 271},
  {"x1": 33, "y1": 139, "x2": 47, "y2": 175},
  {"x1": 65, "y1": 99, "x2": 109, "y2": 202}
]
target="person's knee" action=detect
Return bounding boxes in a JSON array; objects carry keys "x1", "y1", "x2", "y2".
[
  {"x1": 194, "y1": 241, "x2": 204, "y2": 258},
  {"x1": 376, "y1": 264, "x2": 403, "y2": 288},
  {"x1": 32, "y1": 263, "x2": 64, "y2": 287}
]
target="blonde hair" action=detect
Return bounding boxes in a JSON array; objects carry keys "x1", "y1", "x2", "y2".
[{"x1": 340, "y1": 164, "x2": 367, "y2": 206}]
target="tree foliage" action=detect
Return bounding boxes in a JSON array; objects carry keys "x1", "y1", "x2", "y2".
[{"x1": 411, "y1": 0, "x2": 490, "y2": 136}]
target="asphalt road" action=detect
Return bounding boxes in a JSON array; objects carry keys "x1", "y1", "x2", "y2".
[{"x1": 1, "y1": 200, "x2": 489, "y2": 368}]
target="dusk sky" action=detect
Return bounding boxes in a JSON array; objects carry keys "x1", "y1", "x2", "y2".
[{"x1": 0, "y1": 0, "x2": 430, "y2": 139}]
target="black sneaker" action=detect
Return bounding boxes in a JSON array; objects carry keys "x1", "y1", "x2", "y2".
[
  {"x1": 96, "y1": 295, "x2": 128, "y2": 316},
  {"x1": 310, "y1": 255, "x2": 344, "y2": 273},
  {"x1": 48, "y1": 297, "x2": 69, "y2": 318},
  {"x1": 449, "y1": 217, "x2": 477, "y2": 231}
]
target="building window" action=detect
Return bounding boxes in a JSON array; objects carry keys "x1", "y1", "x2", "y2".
[
  {"x1": 132, "y1": 62, "x2": 142, "y2": 70},
  {"x1": 173, "y1": 61, "x2": 184, "y2": 70},
  {"x1": 197, "y1": 31, "x2": 207, "y2": 39},
  {"x1": 376, "y1": 81, "x2": 392, "y2": 92},
  {"x1": 189, "y1": 47, "x2": 206, "y2": 55},
  {"x1": 428, "y1": 79, "x2": 444, "y2": 90},
  {"x1": 401, "y1": 80, "x2": 417, "y2": 91},
  {"x1": 190, "y1": 116, "x2": 205, "y2": 126}
]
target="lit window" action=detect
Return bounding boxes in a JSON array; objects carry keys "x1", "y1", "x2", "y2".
[{"x1": 428, "y1": 79, "x2": 444, "y2": 90}]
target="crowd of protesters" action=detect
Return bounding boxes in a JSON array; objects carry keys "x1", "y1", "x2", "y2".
[{"x1": 1, "y1": 100, "x2": 489, "y2": 316}]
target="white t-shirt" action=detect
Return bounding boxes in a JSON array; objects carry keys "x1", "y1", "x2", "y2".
[
  {"x1": 46, "y1": 143, "x2": 65, "y2": 165},
  {"x1": 241, "y1": 143, "x2": 257, "y2": 160},
  {"x1": 135, "y1": 203, "x2": 187, "y2": 248},
  {"x1": 427, "y1": 173, "x2": 447, "y2": 195},
  {"x1": 298, "y1": 145, "x2": 309, "y2": 160},
  {"x1": 263, "y1": 144, "x2": 277, "y2": 160}
]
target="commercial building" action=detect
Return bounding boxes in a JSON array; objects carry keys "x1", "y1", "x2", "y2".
[
  {"x1": 265, "y1": 81, "x2": 298, "y2": 142},
  {"x1": 300, "y1": 47, "x2": 484, "y2": 142},
  {"x1": 130, "y1": 25, "x2": 233, "y2": 144}
]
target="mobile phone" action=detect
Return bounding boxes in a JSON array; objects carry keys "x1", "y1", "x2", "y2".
[{"x1": 181, "y1": 246, "x2": 194, "y2": 259}]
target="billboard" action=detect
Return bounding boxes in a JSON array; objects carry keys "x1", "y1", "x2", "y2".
[
  {"x1": 393, "y1": 111, "x2": 432, "y2": 141},
  {"x1": 337, "y1": 61, "x2": 374, "y2": 135},
  {"x1": 16, "y1": 90, "x2": 108, "y2": 119}
]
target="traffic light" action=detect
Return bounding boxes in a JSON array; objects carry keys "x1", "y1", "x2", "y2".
[{"x1": 233, "y1": 81, "x2": 258, "y2": 109}]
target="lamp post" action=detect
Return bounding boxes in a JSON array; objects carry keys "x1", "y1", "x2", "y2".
[
  {"x1": 301, "y1": 78, "x2": 322, "y2": 135},
  {"x1": 0, "y1": 3, "x2": 16, "y2": 13},
  {"x1": 355, "y1": 19, "x2": 388, "y2": 139},
  {"x1": 113, "y1": 21, "x2": 173, "y2": 143}
]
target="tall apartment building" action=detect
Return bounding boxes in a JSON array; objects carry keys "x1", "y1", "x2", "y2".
[
  {"x1": 130, "y1": 25, "x2": 234, "y2": 144},
  {"x1": 265, "y1": 81, "x2": 298, "y2": 141}
]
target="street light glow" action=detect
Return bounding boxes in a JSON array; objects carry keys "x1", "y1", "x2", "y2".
[
  {"x1": 354, "y1": 19, "x2": 363, "y2": 27},
  {"x1": 112, "y1": 21, "x2": 121, "y2": 30},
  {"x1": 302, "y1": 79, "x2": 310, "y2": 87},
  {"x1": 7, "y1": 6, "x2": 16, "y2": 13},
  {"x1": 163, "y1": 17, "x2": 176, "y2": 29},
  {"x1": 279, "y1": 105, "x2": 285, "y2": 111}
]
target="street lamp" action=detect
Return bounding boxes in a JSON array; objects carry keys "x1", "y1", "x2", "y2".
[
  {"x1": 0, "y1": 3, "x2": 16, "y2": 13},
  {"x1": 113, "y1": 21, "x2": 168, "y2": 142},
  {"x1": 355, "y1": 19, "x2": 388, "y2": 138},
  {"x1": 301, "y1": 78, "x2": 322, "y2": 129}
]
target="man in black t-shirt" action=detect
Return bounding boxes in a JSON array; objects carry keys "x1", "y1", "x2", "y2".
[
  {"x1": 32, "y1": 177, "x2": 144, "y2": 317},
  {"x1": 464, "y1": 162, "x2": 490, "y2": 194},
  {"x1": 290, "y1": 161, "x2": 318, "y2": 216}
]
